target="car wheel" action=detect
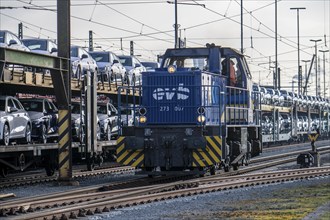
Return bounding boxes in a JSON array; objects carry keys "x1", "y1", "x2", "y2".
[
  {"x1": 124, "y1": 74, "x2": 129, "y2": 85},
  {"x1": 1, "y1": 124, "x2": 10, "y2": 146},
  {"x1": 104, "y1": 71, "x2": 109, "y2": 82},
  {"x1": 41, "y1": 124, "x2": 47, "y2": 144},
  {"x1": 25, "y1": 124, "x2": 31, "y2": 144},
  {"x1": 97, "y1": 123, "x2": 101, "y2": 141},
  {"x1": 106, "y1": 124, "x2": 112, "y2": 141},
  {"x1": 76, "y1": 65, "x2": 82, "y2": 79}
]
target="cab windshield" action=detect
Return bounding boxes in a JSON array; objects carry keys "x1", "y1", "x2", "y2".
[{"x1": 162, "y1": 56, "x2": 208, "y2": 70}]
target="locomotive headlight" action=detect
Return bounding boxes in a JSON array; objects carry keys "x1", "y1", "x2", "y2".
[
  {"x1": 197, "y1": 115, "x2": 206, "y2": 123},
  {"x1": 139, "y1": 116, "x2": 147, "y2": 123},
  {"x1": 167, "y1": 65, "x2": 176, "y2": 73}
]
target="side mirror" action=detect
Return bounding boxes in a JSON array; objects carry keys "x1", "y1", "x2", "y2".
[
  {"x1": 81, "y1": 54, "x2": 88, "y2": 59},
  {"x1": 113, "y1": 59, "x2": 119, "y2": 64},
  {"x1": 9, "y1": 39, "x2": 18, "y2": 46},
  {"x1": 135, "y1": 63, "x2": 141, "y2": 68},
  {"x1": 51, "y1": 48, "x2": 58, "y2": 53}
]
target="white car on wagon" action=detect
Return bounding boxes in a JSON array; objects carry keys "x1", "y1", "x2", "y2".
[{"x1": 0, "y1": 96, "x2": 32, "y2": 146}]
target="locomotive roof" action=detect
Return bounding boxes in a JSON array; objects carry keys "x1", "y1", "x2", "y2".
[{"x1": 163, "y1": 46, "x2": 243, "y2": 57}]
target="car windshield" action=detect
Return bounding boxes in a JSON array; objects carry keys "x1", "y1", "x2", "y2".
[
  {"x1": 22, "y1": 39, "x2": 47, "y2": 51},
  {"x1": 119, "y1": 57, "x2": 132, "y2": 66},
  {"x1": 97, "y1": 105, "x2": 107, "y2": 114},
  {"x1": 71, "y1": 103, "x2": 81, "y2": 114},
  {"x1": 252, "y1": 85, "x2": 259, "y2": 91},
  {"x1": 90, "y1": 53, "x2": 109, "y2": 62},
  {"x1": 0, "y1": 99, "x2": 5, "y2": 111},
  {"x1": 20, "y1": 100, "x2": 43, "y2": 112},
  {"x1": 70, "y1": 47, "x2": 78, "y2": 57},
  {"x1": 0, "y1": 31, "x2": 4, "y2": 43}
]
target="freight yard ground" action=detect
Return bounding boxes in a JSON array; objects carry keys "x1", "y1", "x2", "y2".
[
  {"x1": 87, "y1": 177, "x2": 330, "y2": 220},
  {"x1": 88, "y1": 154, "x2": 330, "y2": 220}
]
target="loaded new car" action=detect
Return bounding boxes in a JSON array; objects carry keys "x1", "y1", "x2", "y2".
[
  {"x1": 22, "y1": 38, "x2": 58, "y2": 55},
  {"x1": 118, "y1": 55, "x2": 146, "y2": 85},
  {"x1": 71, "y1": 101, "x2": 101, "y2": 142},
  {"x1": 19, "y1": 98, "x2": 58, "y2": 144},
  {"x1": 97, "y1": 102, "x2": 118, "y2": 141},
  {"x1": 89, "y1": 51, "x2": 126, "y2": 82},
  {"x1": 0, "y1": 96, "x2": 31, "y2": 146},
  {"x1": 0, "y1": 30, "x2": 30, "y2": 51},
  {"x1": 70, "y1": 46, "x2": 98, "y2": 79}
]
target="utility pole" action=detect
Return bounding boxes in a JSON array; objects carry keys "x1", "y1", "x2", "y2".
[
  {"x1": 310, "y1": 39, "x2": 322, "y2": 96},
  {"x1": 130, "y1": 41, "x2": 134, "y2": 56},
  {"x1": 18, "y1": 22, "x2": 23, "y2": 39},
  {"x1": 174, "y1": 0, "x2": 178, "y2": 48},
  {"x1": 290, "y1": 7, "x2": 306, "y2": 95},
  {"x1": 319, "y1": 49, "x2": 329, "y2": 97},
  {"x1": 241, "y1": 0, "x2": 243, "y2": 54},
  {"x1": 275, "y1": 0, "x2": 278, "y2": 91},
  {"x1": 88, "y1": 30, "x2": 93, "y2": 52},
  {"x1": 301, "y1": 59, "x2": 310, "y2": 93}
]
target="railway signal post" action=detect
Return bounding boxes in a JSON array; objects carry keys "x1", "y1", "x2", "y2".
[{"x1": 297, "y1": 130, "x2": 320, "y2": 168}]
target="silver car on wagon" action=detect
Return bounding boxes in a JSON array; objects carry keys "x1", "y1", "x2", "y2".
[{"x1": 0, "y1": 96, "x2": 32, "y2": 146}]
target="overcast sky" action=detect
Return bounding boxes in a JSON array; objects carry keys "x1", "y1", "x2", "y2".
[{"x1": 1, "y1": 0, "x2": 329, "y2": 96}]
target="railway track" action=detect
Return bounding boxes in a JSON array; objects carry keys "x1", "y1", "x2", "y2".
[
  {"x1": 1, "y1": 145, "x2": 329, "y2": 189},
  {"x1": 0, "y1": 165, "x2": 135, "y2": 189},
  {"x1": 1, "y1": 166, "x2": 329, "y2": 219},
  {"x1": 262, "y1": 139, "x2": 330, "y2": 153}
]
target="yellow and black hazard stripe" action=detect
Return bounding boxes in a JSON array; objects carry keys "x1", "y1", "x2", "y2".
[
  {"x1": 58, "y1": 109, "x2": 71, "y2": 178},
  {"x1": 116, "y1": 137, "x2": 144, "y2": 167},
  {"x1": 192, "y1": 136, "x2": 222, "y2": 167}
]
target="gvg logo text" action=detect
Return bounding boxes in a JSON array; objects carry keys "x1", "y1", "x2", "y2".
[{"x1": 152, "y1": 83, "x2": 190, "y2": 100}]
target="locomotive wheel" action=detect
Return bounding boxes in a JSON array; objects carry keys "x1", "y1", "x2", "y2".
[{"x1": 210, "y1": 166, "x2": 216, "y2": 175}]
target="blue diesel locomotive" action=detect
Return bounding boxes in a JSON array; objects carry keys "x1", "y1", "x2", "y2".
[{"x1": 116, "y1": 44, "x2": 262, "y2": 175}]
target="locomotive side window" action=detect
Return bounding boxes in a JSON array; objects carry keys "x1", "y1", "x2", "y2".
[{"x1": 221, "y1": 57, "x2": 246, "y2": 88}]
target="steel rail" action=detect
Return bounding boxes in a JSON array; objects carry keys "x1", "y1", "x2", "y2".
[{"x1": 8, "y1": 167, "x2": 330, "y2": 220}]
